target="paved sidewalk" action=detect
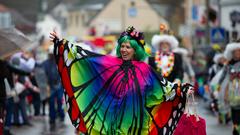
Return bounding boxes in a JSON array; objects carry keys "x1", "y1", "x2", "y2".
[
  {"x1": 11, "y1": 115, "x2": 75, "y2": 135},
  {"x1": 196, "y1": 98, "x2": 232, "y2": 135}
]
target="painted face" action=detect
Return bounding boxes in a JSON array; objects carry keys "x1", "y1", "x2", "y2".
[
  {"x1": 120, "y1": 41, "x2": 135, "y2": 60},
  {"x1": 233, "y1": 48, "x2": 240, "y2": 61},
  {"x1": 159, "y1": 41, "x2": 170, "y2": 52}
]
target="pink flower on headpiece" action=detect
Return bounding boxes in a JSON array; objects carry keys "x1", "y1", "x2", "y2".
[
  {"x1": 130, "y1": 31, "x2": 135, "y2": 36},
  {"x1": 135, "y1": 31, "x2": 139, "y2": 37}
]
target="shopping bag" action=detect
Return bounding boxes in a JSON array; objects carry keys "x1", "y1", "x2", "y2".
[
  {"x1": 174, "y1": 93, "x2": 206, "y2": 135},
  {"x1": 0, "y1": 107, "x2": 3, "y2": 135}
]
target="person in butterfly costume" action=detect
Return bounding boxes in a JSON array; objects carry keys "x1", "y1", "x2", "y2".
[{"x1": 50, "y1": 26, "x2": 194, "y2": 135}]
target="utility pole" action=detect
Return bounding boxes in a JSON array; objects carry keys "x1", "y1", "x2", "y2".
[{"x1": 217, "y1": 0, "x2": 221, "y2": 26}]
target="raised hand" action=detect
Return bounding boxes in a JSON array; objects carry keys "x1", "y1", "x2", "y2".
[{"x1": 49, "y1": 29, "x2": 59, "y2": 42}]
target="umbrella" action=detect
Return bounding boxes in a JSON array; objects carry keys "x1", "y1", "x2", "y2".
[
  {"x1": 9, "y1": 52, "x2": 35, "y2": 73},
  {"x1": 0, "y1": 28, "x2": 33, "y2": 59}
]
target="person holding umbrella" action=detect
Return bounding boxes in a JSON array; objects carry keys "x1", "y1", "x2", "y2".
[{"x1": 0, "y1": 28, "x2": 35, "y2": 135}]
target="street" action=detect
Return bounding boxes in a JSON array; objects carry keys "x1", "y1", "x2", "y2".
[
  {"x1": 10, "y1": 97, "x2": 232, "y2": 135},
  {"x1": 197, "y1": 99, "x2": 232, "y2": 135},
  {"x1": 1, "y1": 0, "x2": 239, "y2": 135},
  {"x1": 11, "y1": 115, "x2": 75, "y2": 135}
]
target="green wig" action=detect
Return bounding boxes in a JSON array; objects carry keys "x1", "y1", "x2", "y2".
[{"x1": 116, "y1": 35, "x2": 149, "y2": 61}]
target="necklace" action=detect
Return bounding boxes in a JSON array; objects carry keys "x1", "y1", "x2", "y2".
[{"x1": 154, "y1": 51, "x2": 175, "y2": 77}]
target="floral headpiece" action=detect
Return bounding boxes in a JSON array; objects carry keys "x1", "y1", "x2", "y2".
[
  {"x1": 159, "y1": 24, "x2": 174, "y2": 35},
  {"x1": 119, "y1": 26, "x2": 145, "y2": 48}
]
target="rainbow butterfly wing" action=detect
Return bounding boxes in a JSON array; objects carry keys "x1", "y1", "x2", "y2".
[
  {"x1": 54, "y1": 41, "x2": 87, "y2": 132},
  {"x1": 54, "y1": 40, "x2": 124, "y2": 134},
  {"x1": 145, "y1": 69, "x2": 188, "y2": 135}
]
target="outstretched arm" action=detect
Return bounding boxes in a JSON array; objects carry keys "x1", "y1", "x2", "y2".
[{"x1": 49, "y1": 30, "x2": 101, "y2": 60}]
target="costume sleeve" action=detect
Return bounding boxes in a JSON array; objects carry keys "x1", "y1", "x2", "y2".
[{"x1": 54, "y1": 39, "x2": 99, "y2": 58}]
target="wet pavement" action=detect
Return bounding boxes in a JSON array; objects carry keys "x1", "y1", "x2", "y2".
[
  {"x1": 197, "y1": 98, "x2": 232, "y2": 135},
  {"x1": 9, "y1": 98, "x2": 232, "y2": 135},
  {"x1": 11, "y1": 115, "x2": 75, "y2": 135}
]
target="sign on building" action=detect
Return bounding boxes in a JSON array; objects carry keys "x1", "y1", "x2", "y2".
[
  {"x1": 128, "y1": 7, "x2": 137, "y2": 17},
  {"x1": 210, "y1": 27, "x2": 226, "y2": 43}
]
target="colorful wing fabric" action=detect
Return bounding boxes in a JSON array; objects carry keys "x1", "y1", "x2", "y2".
[{"x1": 54, "y1": 39, "x2": 190, "y2": 135}]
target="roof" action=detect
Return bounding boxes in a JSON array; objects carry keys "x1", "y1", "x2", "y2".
[
  {"x1": 0, "y1": 0, "x2": 39, "y2": 23},
  {"x1": 67, "y1": 0, "x2": 111, "y2": 24},
  {"x1": 0, "y1": 0, "x2": 73, "y2": 23},
  {"x1": 10, "y1": 10, "x2": 35, "y2": 34},
  {"x1": 0, "y1": 4, "x2": 35, "y2": 34},
  {"x1": 147, "y1": 0, "x2": 183, "y2": 5},
  {"x1": 67, "y1": 0, "x2": 110, "y2": 11},
  {"x1": 79, "y1": 0, "x2": 110, "y2": 6}
]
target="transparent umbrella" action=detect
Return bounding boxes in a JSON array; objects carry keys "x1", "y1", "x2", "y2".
[{"x1": 0, "y1": 28, "x2": 33, "y2": 59}]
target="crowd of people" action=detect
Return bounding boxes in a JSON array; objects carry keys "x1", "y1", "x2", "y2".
[
  {"x1": 0, "y1": 45, "x2": 65, "y2": 135},
  {"x1": 206, "y1": 40, "x2": 240, "y2": 135},
  {"x1": 0, "y1": 25, "x2": 239, "y2": 135}
]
